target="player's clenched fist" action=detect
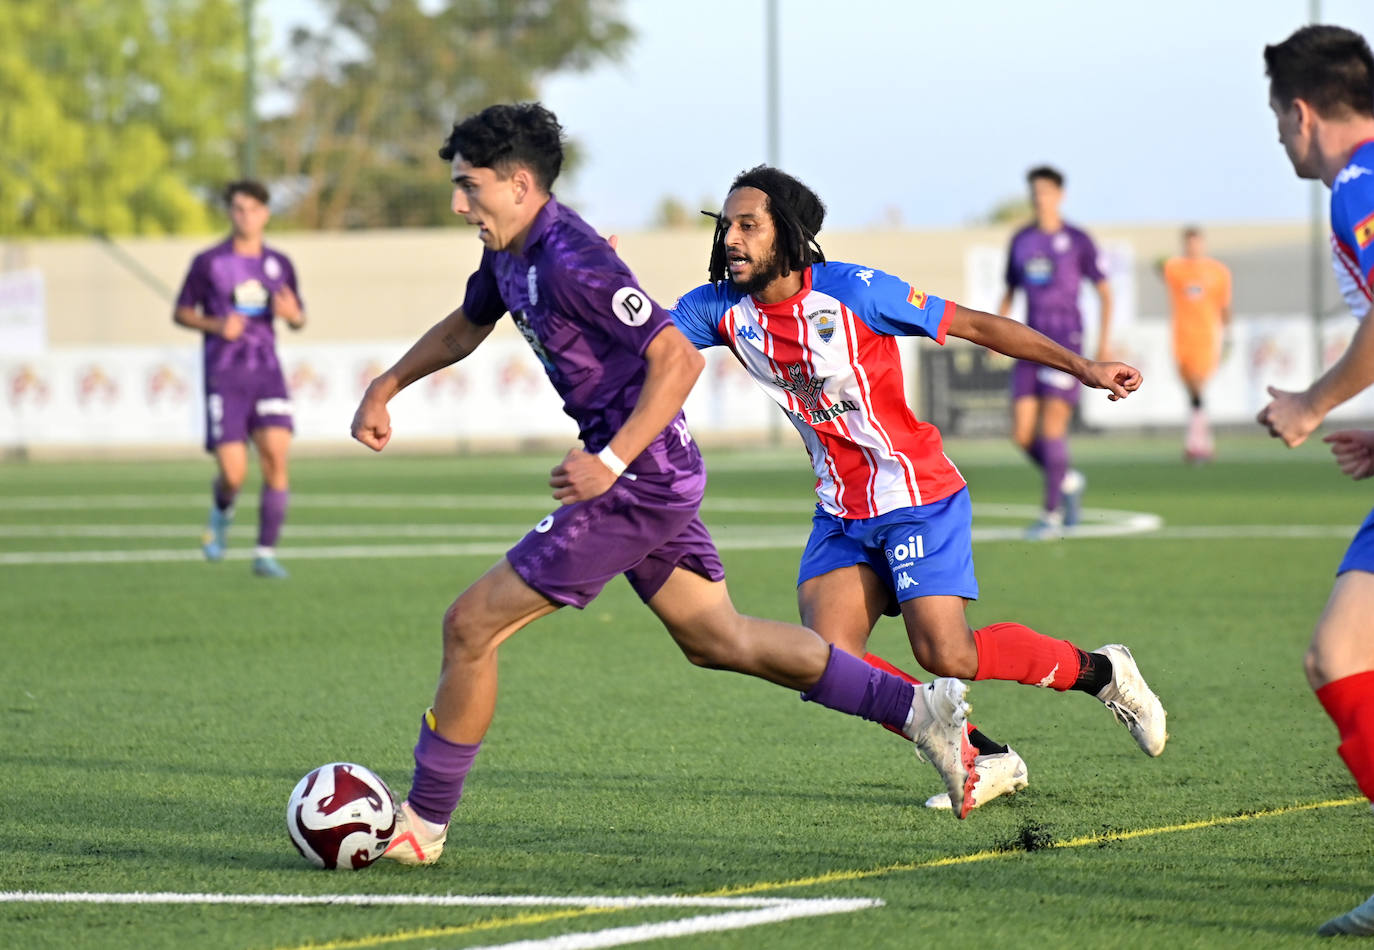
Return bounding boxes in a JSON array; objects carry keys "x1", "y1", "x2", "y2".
[
  {"x1": 1324, "y1": 429, "x2": 1374, "y2": 480},
  {"x1": 350, "y1": 394, "x2": 393, "y2": 452}
]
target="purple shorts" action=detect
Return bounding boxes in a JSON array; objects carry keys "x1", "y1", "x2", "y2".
[
  {"x1": 507, "y1": 472, "x2": 726, "y2": 609},
  {"x1": 1011, "y1": 360, "x2": 1081, "y2": 405},
  {"x1": 205, "y1": 369, "x2": 293, "y2": 451},
  {"x1": 1012, "y1": 323, "x2": 1082, "y2": 404}
]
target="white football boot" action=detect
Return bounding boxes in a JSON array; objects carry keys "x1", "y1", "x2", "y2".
[
  {"x1": 925, "y1": 747, "x2": 1029, "y2": 811},
  {"x1": 1319, "y1": 892, "x2": 1374, "y2": 936},
  {"x1": 1094, "y1": 644, "x2": 1167, "y2": 757},
  {"x1": 1061, "y1": 469, "x2": 1087, "y2": 527},
  {"x1": 906, "y1": 679, "x2": 978, "y2": 819},
  {"x1": 381, "y1": 800, "x2": 448, "y2": 866}
]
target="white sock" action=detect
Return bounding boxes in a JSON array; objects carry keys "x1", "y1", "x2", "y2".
[{"x1": 254, "y1": 546, "x2": 274, "y2": 559}]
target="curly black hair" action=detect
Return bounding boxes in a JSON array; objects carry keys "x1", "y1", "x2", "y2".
[
  {"x1": 439, "y1": 102, "x2": 565, "y2": 191},
  {"x1": 708, "y1": 165, "x2": 826, "y2": 284}
]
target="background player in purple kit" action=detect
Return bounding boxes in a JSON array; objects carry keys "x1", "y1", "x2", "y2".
[
  {"x1": 998, "y1": 166, "x2": 1112, "y2": 539},
  {"x1": 348, "y1": 103, "x2": 979, "y2": 866},
  {"x1": 174, "y1": 180, "x2": 305, "y2": 579},
  {"x1": 1256, "y1": 25, "x2": 1374, "y2": 937}
]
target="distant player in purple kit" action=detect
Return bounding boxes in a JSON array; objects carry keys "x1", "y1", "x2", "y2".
[
  {"x1": 1256, "y1": 25, "x2": 1374, "y2": 938},
  {"x1": 998, "y1": 166, "x2": 1112, "y2": 539},
  {"x1": 174, "y1": 180, "x2": 304, "y2": 579},
  {"x1": 348, "y1": 103, "x2": 979, "y2": 866}
]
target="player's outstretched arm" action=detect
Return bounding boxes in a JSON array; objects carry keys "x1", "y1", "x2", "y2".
[
  {"x1": 1259, "y1": 317, "x2": 1374, "y2": 448},
  {"x1": 550, "y1": 325, "x2": 704, "y2": 504},
  {"x1": 351, "y1": 306, "x2": 493, "y2": 452},
  {"x1": 945, "y1": 304, "x2": 1141, "y2": 400},
  {"x1": 1324, "y1": 430, "x2": 1374, "y2": 480}
]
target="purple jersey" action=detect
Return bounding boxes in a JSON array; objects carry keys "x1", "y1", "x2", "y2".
[
  {"x1": 1004, "y1": 223, "x2": 1104, "y2": 344},
  {"x1": 462, "y1": 197, "x2": 699, "y2": 482},
  {"x1": 175, "y1": 238, "x2": 302, "y2": 385}
]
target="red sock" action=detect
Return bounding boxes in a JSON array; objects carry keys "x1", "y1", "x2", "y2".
[
  {"x1": 1316, "y1": 671, "x2": 1374, "y2": 802},
  {"x1": 972, "y1": 621, "x2": 1082, "y2": 691},
  {"x1": 862, "y1": 652, "x2": 983, "y2": 743},
  {"x1": 863, "y1": 651, "x2": 924, "y2": 686}
]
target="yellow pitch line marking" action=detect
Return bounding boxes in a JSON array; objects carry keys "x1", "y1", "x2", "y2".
[
  {"x1": 275, "y1": 906, "x2": 619, "y2": 950},
  {"x1": 275, "y1": 796, "x2": 1364, "y2": 950},
  {"x1": 703, "y1": 796, "x2": 1365, "y2": 897}
]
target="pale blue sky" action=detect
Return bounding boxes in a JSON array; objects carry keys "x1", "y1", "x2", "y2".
[{"x1": 267, "y1": 0, "x2": 1374, "y2": 230}]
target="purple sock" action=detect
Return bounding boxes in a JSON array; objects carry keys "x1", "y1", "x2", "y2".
[
  {"x1": 257, "y1": 487, "x2": 288, "y2": 547},
  {"x1": 1040, "y1": 437, "x2": 1069, "y2": 512},
  {"x1": 800, "y1": 645, "x2": 915, "y2": 731},
  {"x1": 213, "y1": 479, "x2": 237, "y2": 512},
  {"x1": 407, "y1": 712, "x2": 481, "y2": 826},
  {"x1": 1025, "y1": 438, "x2": 1046, "y2": 469}
]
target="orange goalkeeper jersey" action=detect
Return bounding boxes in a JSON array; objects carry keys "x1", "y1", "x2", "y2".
[{"x1": 1163, "y1": 256, "x2": 1231, "y2": 352}]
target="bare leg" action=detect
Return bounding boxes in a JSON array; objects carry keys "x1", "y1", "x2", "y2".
[{"x1": 432, "y1": 558, "x2": 559, "y2": 743}]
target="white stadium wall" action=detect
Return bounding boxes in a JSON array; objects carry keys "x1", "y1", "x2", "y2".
[{"x1": 0, "y1": 221, "x2": 1353, "y2": 455}]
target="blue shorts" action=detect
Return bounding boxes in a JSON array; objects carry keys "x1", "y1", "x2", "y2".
[
  {"x1": 797, "y1": 487, "x2": 979, "y2": 615},
  {"x1": 1338, "y1": 507, "x2": 1374, "y2": 576}
]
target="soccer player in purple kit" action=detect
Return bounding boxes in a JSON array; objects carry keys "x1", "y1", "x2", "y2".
[
  {"x1": 348, "y1": 103, "x2": 979, "y2": 866},
  {"x1": 998, "y1": 166, "x2": 1112, "y2": 540},
  {"x1": 174, "y1": 180, "x2": 304, "y2": 579},
  {"x1": 1256, "y1": 25, "x2": 1374, "y2": 937}
]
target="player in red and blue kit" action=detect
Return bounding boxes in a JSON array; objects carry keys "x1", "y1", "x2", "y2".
[
  {"x1": 348, "y1": 105, "x2": 979, "y2": 866},
  {"x1": 998, "y1": 166, "x2": 1112, "y2": 539},
  {"x1": 1257, "y1": 26, "x2": 1374, "y2": 937},
  {"x1": 672, "y1": 166, "x2": 1167, "y2": 810},
  {"x1": 174, "y1": 180, "x2": 305, "y2": 579}
]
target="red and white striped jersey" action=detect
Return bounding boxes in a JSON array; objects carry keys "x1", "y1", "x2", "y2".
[{"x1": 672, "y1": 262, "x2": 966, "y2": 519}]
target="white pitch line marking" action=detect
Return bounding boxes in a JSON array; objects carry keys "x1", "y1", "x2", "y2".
[
  {"x1": 0, "y1": 519, "x2": 1359, "y2": 567},
  {"x1": 0, "y1": 892, "x2": 881, "y2": 950},
  {"x1": 0, "y1": 493, "x2": 810, "y2": 514},
  {"x1": 0, "y1": 892, "x2": 873, "y2": 909}
]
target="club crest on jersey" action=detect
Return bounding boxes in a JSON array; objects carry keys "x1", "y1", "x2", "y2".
[
  {"x1": 1356, "y1": 210, "x2": 1374, "y2": 250},
  {"x1": 806, "y1": 308, "x2": 837, "y2": 343},
  {"x1": 906, "y1": 286, "x2": 927, "y2": 309}
]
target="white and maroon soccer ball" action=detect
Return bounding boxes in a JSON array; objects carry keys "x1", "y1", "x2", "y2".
[{"x1": 286, "y1": 762, "x2": 397, "y2": 870}]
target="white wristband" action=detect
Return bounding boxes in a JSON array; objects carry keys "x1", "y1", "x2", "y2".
[{"x1": 597, "y1": 446, "x2": 628, "y2": 477}]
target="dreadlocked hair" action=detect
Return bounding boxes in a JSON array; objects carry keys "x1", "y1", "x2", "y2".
[{"x1": 708, "y1": 165, "x2": 827, "y2": 284}]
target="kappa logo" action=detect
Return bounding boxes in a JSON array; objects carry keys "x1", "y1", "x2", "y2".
[
  {"x1": 854, "y1": 269, "x2": 875, "y2": 286},
  {"x1": 527, "y1": 266, "x2": 539, "y2": 306},
  {"x1": 896, "y1": 572, "x2": 918, "y2": 591},
  {"x1": 1336, "y1": 164, "x2": 1373, "y2": 189},
  {"x1": 738, "y1": 325, "x2": 761, "y2": 342}
]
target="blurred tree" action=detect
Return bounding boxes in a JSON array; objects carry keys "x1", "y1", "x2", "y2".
[
  {"x1": 978, "y1": 194, "x2": 1033, "y2": 226},
  {"x1": 263, "y1": 0, "x2": 632, "y2": 229},
  {"x1": 0, "y1": 0, "x2": 246, "y2": 236},
  {"x1": 653, "y1": 195, "x2": 720, "y2": 229}
]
